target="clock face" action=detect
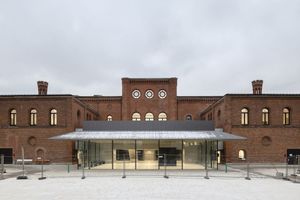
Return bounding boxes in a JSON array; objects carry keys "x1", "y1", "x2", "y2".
[
  {"x1": 132, "y1": 89, "x2": 141, "y2": 99},
  {"x1": 158, "y1": 90, "x2": 167, "y2": 99},
  {"x1": 145, "y1": 90, "x2": 154, "y2": 99}
]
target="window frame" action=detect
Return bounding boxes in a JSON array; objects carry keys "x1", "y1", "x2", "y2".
[
  {"x1": 10, "y1": 109, "x2": 17, "y2": 126},
  {"x1": 158, "y1": 112, "x2": 167, "y2": 121},
  {"x1": 30, "y1": 109, "x2": 37, "y2": 126},
  {"x1": 132, "y1": 112, "x2": 141, "y2": 121},
  {"x1": 262, "y1": 108, "x2": 269, "y2": 125},
  {"x1": 145, "y1": 113, "x2": 154, "y2": 121},
  {"x1": 50, "y1": 109, "x2": 58, "y2": 126},
  {"x1": 107, "y1": 115, "x2": 113, "y2": 121},
  {"x1": 241, "y1": 108, "x2": 249, "y2": 125},
  {"x1": 238, "y1": 149, "x2": 246, "y2": 160},
  {"x1": 283, "y1": 108, "x2": 290, "y2": 125}
]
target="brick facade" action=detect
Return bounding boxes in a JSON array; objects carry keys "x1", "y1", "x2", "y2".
[{"x1": 0, "y1": 78, "x2": 299, "y2": 163}]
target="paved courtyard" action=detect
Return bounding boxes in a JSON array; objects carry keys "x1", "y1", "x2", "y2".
[{"x1": 0, "y1": 165, "x2": 299, "y2": 200}]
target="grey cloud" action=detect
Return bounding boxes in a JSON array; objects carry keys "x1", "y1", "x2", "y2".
[{"x1": 0, "y1": 0, "x2": 299, "y2": 96}]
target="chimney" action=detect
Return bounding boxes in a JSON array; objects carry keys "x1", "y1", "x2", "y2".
[
  {"x1": 37, "y1": 81, "x2": 48, "y2": 95},
  {"x1": 252, "y1": 80, "x2": 263, "y2": 95}
]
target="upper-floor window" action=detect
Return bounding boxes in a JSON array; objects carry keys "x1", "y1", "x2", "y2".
[
  {"x1": 158, "y1": 112, "x2": 167, "y2": 121},
  {"x1": 241, "y1": 108, "x2": 249, "y2": 125},
  {"x1": 50, "y1": 109, "x2": 57, "y2": 126},
  {"x1": 30, "y1": 109, "x2": 37, "y2": 126},
  {"x1": 185, "y1": 114, "x2": 192, "y2": 120},
  {"x1": 10, "y1": 109, "x2": 17, "y2": 126},
  {"x1": 107, "y1": 115, "x2": 113, "y2": 121},
  {"x1": 283, "y1": 108, "x2": 290, "y2": 125},
  {"x1": 132, "y1": 112, "x2": 141, "y2": 121},
  {"x1": 262, "y1": 108, "x2": 269, "y2": 125},
  {"x1": 145, "y1": 113, "x2": 154, "y2": 121}
]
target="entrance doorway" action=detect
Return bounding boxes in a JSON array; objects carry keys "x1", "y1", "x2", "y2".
[
  {"x1": 287, "y1": 149, "x2": 300, "y2": 165},
  {"x1": 0, "y1": 148, "x2": 13, "y2": 164}
]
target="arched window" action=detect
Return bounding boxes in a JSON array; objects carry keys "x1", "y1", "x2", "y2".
[
  {"x1": 107, "y1": 115, "x2": 112, "y2": 121},
  {"x1": 77, "y1": 110, "x2": 81, "y2": 119},
  {"x1": 185, "y1": 114, "x2": 192, "y2": 120},
  {"x1": 241, "y1": 108, "x2": 249, "y2": 125},
  {"x1": 30, "y1": 109, "x2": 37, "y2": 126},
  {"x1": 283, "y1": 108, "x2": 290, "y2": 125},
  {"x1": 10, "y1": 109, "x2": 17, "y2": 126},
  {"x1": 50, "y1": 109, "x2": 57, "y2": 126},
  {"x1": 217, "y1": 110, "x2": 221, "y2": 120},
  {"x1": 158, "y1": 112, "x2": 167, "y2": 121},
  {"x1": 132, "y1": 112, "x2": 141, "y2": 121},
  {"x1": 238, "y1": 149, "x2": 246, "y2": 160},
  {"x1": 145, "y1": 113, "x2": 154, "y2": 121},
  {"x1": 262, "y1": 108, "x2": 269, "y2": 125}
]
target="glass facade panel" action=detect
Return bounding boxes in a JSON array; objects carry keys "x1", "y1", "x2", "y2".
[
  {"x1": 113, "y1": 140, "x2": 135, "y2": 169},
  {"x1": 183, "y1": 140, "x2": 217, "y2": 169},
  {"x1": 183, "y1": 140, "x2": 204, "y2": 169},
  {"x1": 136, "y1": 140, "x2": 159, "y2": 170},
  {"x1": 159, "y1": 140, "x2": 182, "y2": 169},
  {"x1": 78, "y1": 139, "x2": 218, "y2": 170}
]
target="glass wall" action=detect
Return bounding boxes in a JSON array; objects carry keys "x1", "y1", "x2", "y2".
[
  {"x1": 84, "y1": 140, "x2": 113, "y2": 169},
  {"x1": 183, "y1": 140, "x2": 218, "y2": 169},
  {"x1": 113, "y1": 140, "x2": 135, "y2": 169},
  {"x1": 183, "y1": 140, "x2": 204, "y2": 169},
  {"x1": 136, "y1": 140, "x2": 159, "y2": 170},
  {"x1": 159, "y1": 140, "x2": 182, "y2": 169},
  {"x1": 77, "y1": 139, "x2": 218, "y2": 170}
]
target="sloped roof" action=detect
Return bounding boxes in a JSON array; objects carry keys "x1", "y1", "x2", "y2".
[{"x1": 50, "y1": 121, "x2": 246, "y2": 141}]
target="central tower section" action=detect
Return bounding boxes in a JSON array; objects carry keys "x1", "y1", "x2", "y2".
[{"x1": 121, "y1": 78, "x2": 178, "y2": 121}]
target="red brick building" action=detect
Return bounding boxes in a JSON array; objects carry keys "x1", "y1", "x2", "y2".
[{"x1": 0, "y1": 78, "x2": 299, "y2": 164}]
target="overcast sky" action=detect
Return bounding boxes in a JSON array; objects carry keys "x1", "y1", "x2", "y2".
[{"x1": 0, "y1": 0, "x2": 299, "y2": 96}]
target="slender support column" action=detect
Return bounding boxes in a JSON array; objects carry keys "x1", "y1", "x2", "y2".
[
  {"x1": 204, "y1": 140, "x2": 209, "y2": 179},
  {"x1": 94, "y1": 142, "x2": 96, "y2": 163},
  {"x1": 17, "y1": 145, "x2": 28, "y2": 180},
  {"x1": 81, "y1": 153, "x2": 85, "y2": 179},
  {"x1": 87, "y1": 140, "x2": 90, "y2": 169},
  {"x1": 98, "y1": 143, "x2": 101, "y2": 163},
  {"x1": 158, "y1": 140, "x2": 160, "y2": 170},
  {"x1": 0, "y1": 154, "x2": 4, "y2": 180},
  {"x1": 216, "y1": 140, "x2": 219, "y2": 170},
  {"x1": 135, "y1": 140, "x2": 137, "y2": 170},
  {"x1": 181, "y1": 140, "x2": 184, "y2": 170},
  {"x1": 122, "y1": 154, "x2": 126, "y2": 178},
  {"x1": 164, "y1": 153, "x2": 169, "y2": 179},
  {"x1": 112, "y1": 140, "x2": 114, "y2": 170},
  {"x1": 245, "y1": 163, "x2": 251, "y2": 180},
  {"x1": 38, "y1": 156, "x2": 46, "y2": 180},
  {"x1": 211, "y1": 142, "x2": 213, "y2": 168}
]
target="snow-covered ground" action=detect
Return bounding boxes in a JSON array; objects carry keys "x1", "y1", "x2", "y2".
[{"x1": 0, "y1": 165, "x2": 299, "y2": 200}]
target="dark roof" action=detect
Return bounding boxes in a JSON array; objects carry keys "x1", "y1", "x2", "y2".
[
  {"x1": 226, "y1": 93, "x2": 300, "y2": 97},
  {"x1": 0, "y1": 94, "x2": 73, "y2": 98},
  {"x1": 83, "y1": 120, "x2": 214, "y2": 131},
  {"x1": 77, "y1": 96, "x2": 122, "y2": 100},
  {"x1": 122, "y1": 77, "x2": 177, "y2": 82},
  {"x1": 177, "y1": 96, "x2": 222, "y2": 101}
]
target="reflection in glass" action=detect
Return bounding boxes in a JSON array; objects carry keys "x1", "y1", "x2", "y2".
[
  {"x1": 113, "y1": 140, "x2": 135, "y2": 169},
  {"x1": 136, "y1": 140, "x2": 158, "y2": 169}
]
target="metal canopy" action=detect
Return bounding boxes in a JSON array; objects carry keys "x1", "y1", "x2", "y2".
[{"x1": 50, "y1": 130, "x2": 246, "y2": 141}]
